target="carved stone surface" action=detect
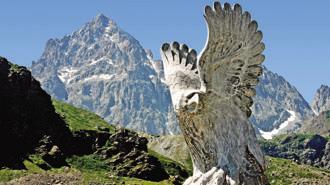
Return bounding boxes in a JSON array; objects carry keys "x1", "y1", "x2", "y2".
[{"x1": 161, "y1": 2, "x2": 269, "y2": 184}]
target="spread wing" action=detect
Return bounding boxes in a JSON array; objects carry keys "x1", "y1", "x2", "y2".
[{"x1": 198, "y1": 2, "x2": 265, "y2": 117}]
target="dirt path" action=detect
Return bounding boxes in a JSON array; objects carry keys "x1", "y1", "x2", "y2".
[{"x1": 0, "y1": 172, "x2": 82, "y2": 185}]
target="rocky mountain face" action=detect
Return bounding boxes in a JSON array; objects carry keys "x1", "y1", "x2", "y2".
[
  {"x1": 0, "y1": 57, "x2": 73, "y2": 168},
  {"x1": 31, "y1": 14, "x2": 179, "y2": 135},
  {"x1": 251, "y1": 67, "x2": 314, "y2": 136},
  {"x1": 31, "y1": 14, "x2": 313, "y2": 136},
  {"x1": 299, "y1": 110, "x2": 330, "y2": 137},
  {"x1": 311, "y1": 85, "x2": 330, "y2": 115}
]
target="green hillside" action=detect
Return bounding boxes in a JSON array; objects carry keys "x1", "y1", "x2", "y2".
[
  {"x1": 2, "y1": 99, "x2": 330, "y2": 184},
  {"x1": 0, "y1": 100, "x2": 186, "y2": 185},
  {"x1": 52, "y1": 99, "x2": 115, "y2": 132},
  {"x1": 267, "y1": 157, "x2": 330, "y2": 185}
]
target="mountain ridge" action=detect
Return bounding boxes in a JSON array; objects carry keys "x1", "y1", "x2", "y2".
[
  {"x1": 31, "y1": 14, "x2": 179, "y2": 135},
  {"x1": 31, "y1": 14, "x2": 314, "y2": 137}
]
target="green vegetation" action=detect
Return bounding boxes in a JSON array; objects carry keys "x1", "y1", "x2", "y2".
[
  {"x1": 66, "y1": 154, "x2": 174, "y2": 185},
  {"x1": 0, "y1": 154, "x2": 175, "y2": 184},
  {"x1": 0, "y1": 169, "x2": 27, "y2": 182},
  {"x1": 259, "y1": 133, "x2": 329, "y2": 152},
  {"x1": 8, "y1": 62, "x2": 22, "y2": 74},
  {"x1": 3, "y1": 100, "x2": 330, "y2": 184},
  {"x1": 52, "y1": 100, "x2": 115, "y2": 132},
  {"x1": 147, "y1": 135, "x2": 193, "y2": 171},
  {"x1": 0, "y1": 155, "x2": 46, "y2": 182},
  {"x1": 66, "y1": 155, "x2": 110, "y2": 172},
  {"x1": 326, "y1": 110, "x2": 330, "y2": 119},
  {"x1": 266, "y1": 157, "x2": 330, "y2": 185},
  {"x1": 0, "y1": 101, "x2": 180, "y2": 184},
  {"x1": 149, "y1": 149, "x2": 192, "y2": 176}
]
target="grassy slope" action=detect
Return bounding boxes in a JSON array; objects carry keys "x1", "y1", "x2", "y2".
[
  {"x1": 0, "y1": 100, "x2": 176, "y2": 184},
  {"x1": 52, "y1": 99, "x2": 115, "y2": 132},
  {"x1": 147, "y1": 135, "x2": 193, "y2": 170},
  {"x1": 0, "y1": 155, "x2": 172, "y2": 185},
  {"x1": 2, "y1": 100, "x2": 330, "y2": 184},
  {"x1": 266, "y1": 157, "x2": 330, "y2": 185},
  {"x1": 148, "y1": 149, "x2": 192, "y2": 177}
]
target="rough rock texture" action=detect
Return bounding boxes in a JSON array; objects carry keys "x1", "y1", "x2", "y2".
[
  {"x1": 251, "y1": 67, "x2": 314, "y2": 133},
  {"x1": 260, "y1": 134, "x2": 330, "y2": 170},
  {"x1": 311, "y1": 85, "x2": 330, "y2": 115},
  {"x1": 66, "y1": 128, "x2": 176, "y2": 182},
  {"x1": 31, "y1": 14, "x2": 179, "y2": 135},
  {"x1": 0, "y1": 57, "x2": 72, "y2": 168},
  {"x1": 299, "y1": 110, "x2": 330, "y2": 137},
  {"x1": 70, "y1": 129, "x2": 111, "y2": 155},
  {"x1": 93, "y1": 129, "x2": 170, "y2": 181},
  {"x1": 321, "y1": 142, "x2": 330, "y2": 169}
]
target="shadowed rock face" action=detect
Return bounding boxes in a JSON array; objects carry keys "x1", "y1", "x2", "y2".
[{"x1": 0, "y1": 57, "x2": 72, "y2": 168}]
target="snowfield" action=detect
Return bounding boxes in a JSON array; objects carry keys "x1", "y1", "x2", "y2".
[{"x1": 259, "y1": 110, "x2": 297, "y2": 140}]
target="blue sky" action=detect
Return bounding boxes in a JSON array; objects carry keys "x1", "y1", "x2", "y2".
[{"x1": 0, "y1": 0, "x2": 329, "y2": 102}]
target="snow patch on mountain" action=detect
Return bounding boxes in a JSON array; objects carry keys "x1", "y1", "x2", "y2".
[
  {"x1": 250, "y1": 67, "x2": 314, "y2": 133},
  {"x1": 259, "y1": 110, "x2": 297, "y2": 140},
  {"x1": 58, "y1": 67, "x2": 79, "y2": 84}
]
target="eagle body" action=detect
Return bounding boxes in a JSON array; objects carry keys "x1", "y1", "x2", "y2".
[{"x1": 161, "y1": 2, "x2": 269, "y2": 184}]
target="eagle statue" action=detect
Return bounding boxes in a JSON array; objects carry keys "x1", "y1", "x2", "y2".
[{"x1": 160, "y1": 1, "x2": 269, "y2": 185}]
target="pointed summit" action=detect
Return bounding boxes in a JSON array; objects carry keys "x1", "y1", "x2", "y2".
[
  {"x1": 92, "y1": 13, "x2": 116, "y2": 28},
  {"x1": 312, "y1": 85, "x2": 330, "y2": 115},
  {"x1": 95, "y1": 13, "x2": 108, "y2": 22}
]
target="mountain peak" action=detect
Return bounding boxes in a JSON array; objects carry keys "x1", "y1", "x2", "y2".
[
  {"x1": 92, "y1": 13, "x2": 117, "y2": 28},
  {"x1": 312, "y1": 85, "x2": 330, "y2": 115},
  {"x1": 320, "y1": 84, "x2": 330, "y2": 90},
  {"x1": 95, "y1": 13, "x2": 108, "y2": 22}
]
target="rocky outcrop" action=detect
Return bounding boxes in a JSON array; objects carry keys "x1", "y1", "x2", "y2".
[
  {"x1": 31, "y1": 14, "x2": 179, "y2": 135},
  {"x1": 0, "y1": 57, "x2": 73, "y2": 168},
  {"x1": 260, "y1": 134, "x2": 330, "y2": 169},
  {"x1": 72, "y1": 129, "x2": 170, "y2": 182},
  {"x1": 312, "y1": 85, "x2": 330, "y2": 115},
  {"x1": 321, "y1": 142, "x2": 330, "y2": 169},
  {"x1": 299, "y1": 110, "x2": 330, "y2": 137}
]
